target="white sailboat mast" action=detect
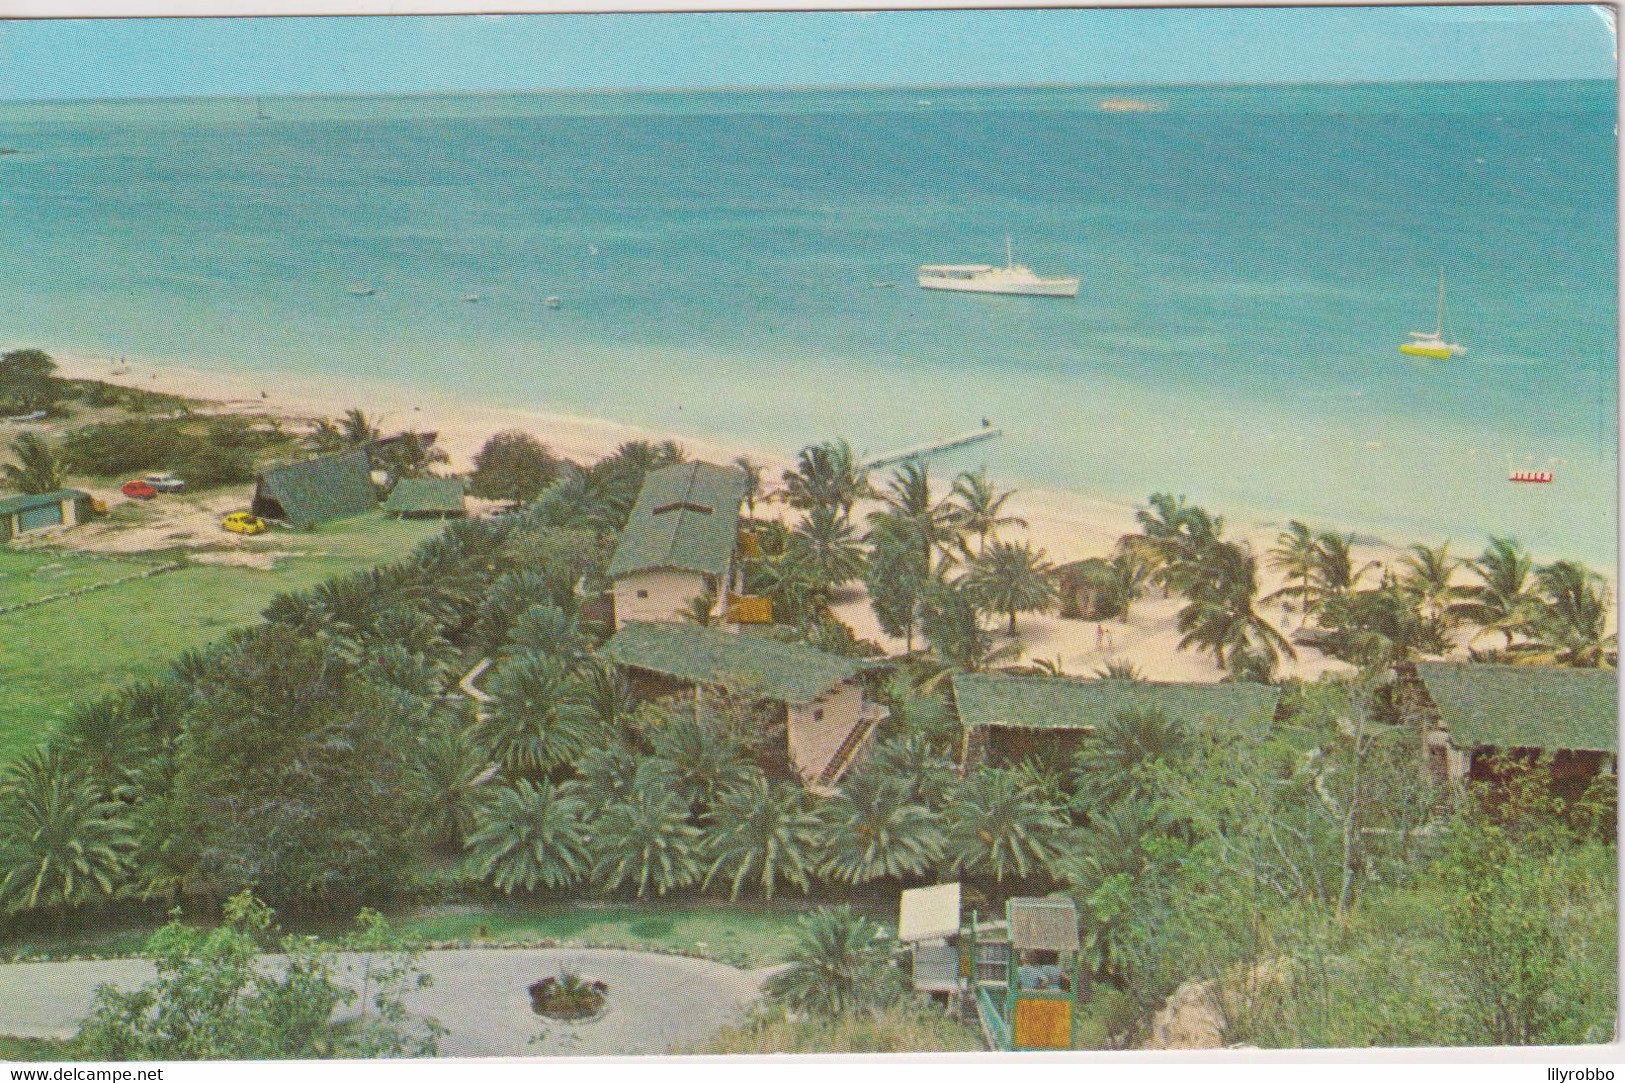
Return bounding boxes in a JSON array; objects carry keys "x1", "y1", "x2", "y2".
[
  {"x1": 1436, "y1": 268, "x2": 1446, "y2": 337},
  {"x1": 1005, "y1": 234, "x2": 1013, "y2": 271}
]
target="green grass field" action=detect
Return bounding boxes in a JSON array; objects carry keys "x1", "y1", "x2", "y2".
[
  {"x1": 0, "y1": 551, "x2": 162, "y2": 609},
  {"x1": 0, "y1": 514, "x2": 444, "y2": 763}
]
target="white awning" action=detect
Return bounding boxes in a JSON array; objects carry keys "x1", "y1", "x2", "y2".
[
  {"x1": 917, "y1": 264, "x2": 994, "y2": 273},
  {"x1": 898, "y1": 882, "x2": 962, "y2": 943}
]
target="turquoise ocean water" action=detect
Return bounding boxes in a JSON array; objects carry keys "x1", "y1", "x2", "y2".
[{"x1": 0, "y1": 81, "x2": 1616, "y2": 565}]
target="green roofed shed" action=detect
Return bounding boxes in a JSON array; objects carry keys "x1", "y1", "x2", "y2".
[
  {"x1": 252, "y1": 449, "x2": 377, "y2": 528},
  {"x1": 608, "y1": 461, "x2": 748, "y2": 579},
  {"x1": 0, "y1": 489, "x2": 93, "y2": 541},
  {"x1": 1414, "y1": 662, "x2": 1617, "y2": 754},
  {"x1": 600, "y1": 620, "x2": 862, "y2": 705},
  {"x1": 951, "y1": 672, "x2": 1280, "y2": 731},
  {"x1": 384, "y1": 477, "x2": 466, "y2": 518}
]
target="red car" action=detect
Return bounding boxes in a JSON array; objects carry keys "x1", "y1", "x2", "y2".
[{"x1": 121, "y1": 480, "x2": 158, "y2": 500}]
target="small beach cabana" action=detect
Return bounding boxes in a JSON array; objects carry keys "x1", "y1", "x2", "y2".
[
  {"x1": 599, "y1": 620, "x2": 887, "y2": 789},
  {"x1": 251, "y1": 449, "x2": 377, "y2": 529},
  {"x1": 951, "y1": 672, "x2": 1281, "y2": 767},
  {"x1": 0, "y1": 489, "x2": 93, "y2": 542},
  {"x1": 1402, "y1": 661, "x2": 1617, "y2": 797},
  {"x1": 608, "y1": 461, "x2": 749, "y2": 628},
  {"x1": 383, "y1": 477, "x2": 467, "y2": 519}
]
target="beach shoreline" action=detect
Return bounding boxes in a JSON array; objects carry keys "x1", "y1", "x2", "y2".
[
  {"x1": 46, "y1": 347, "x2": 1325, "y2": 567},
  {"x1": 34, "y1": 345, "x2": 1612, "y2": 683}
]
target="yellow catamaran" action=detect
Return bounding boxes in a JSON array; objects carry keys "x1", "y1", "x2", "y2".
[{"x1": 1399, "y1": 269, "x2": 1465, "y2": 359}]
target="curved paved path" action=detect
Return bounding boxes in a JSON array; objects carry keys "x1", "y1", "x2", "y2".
[{"x1": 0, "y1": 948, "x2": 772, "y2": 1057}]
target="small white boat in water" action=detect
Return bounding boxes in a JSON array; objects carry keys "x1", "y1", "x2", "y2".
[
  {"x1": 462, "y1": 293, "x2": 481, "y2": 304},
  {"x1": 1399, "y1": 269, "x2": 1465, "y2": 359},
  {"x1": 544, "y1": 296, "x2": 562, "y2": 308},
  {"x1": 918, "y1": 236, "x2": 1078, "y2": 298},
  {"x1": 348, "y1": 282, "x2": 376, "y2": 297}
]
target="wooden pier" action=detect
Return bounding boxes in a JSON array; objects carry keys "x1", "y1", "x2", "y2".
[{"x1": 861, "y1": 426, "x2": 1003, "y2": 471}]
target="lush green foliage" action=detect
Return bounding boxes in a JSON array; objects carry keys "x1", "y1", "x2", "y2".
[{"x1": 74, "y1": 893, "x2": 440, "y2": 1059}]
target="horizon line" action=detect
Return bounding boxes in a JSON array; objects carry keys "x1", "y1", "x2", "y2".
[{"x1": 2, "y1": 73, "x2": 1614, "y2": 108}]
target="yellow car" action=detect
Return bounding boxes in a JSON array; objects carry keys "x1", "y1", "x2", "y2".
[{"x1": 222, "y1": 512, "x2": 267, "y2": 536}]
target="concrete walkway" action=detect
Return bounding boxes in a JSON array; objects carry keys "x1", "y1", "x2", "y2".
[{"x1": 0, "y1": 947, "x2": 772, "y2": 1057}]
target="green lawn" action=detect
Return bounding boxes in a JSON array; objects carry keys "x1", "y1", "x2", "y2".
[
  {"x1": 390, "y1": 899, "x2": 823, "y2": 967},
  {"x1": 2, "y1": 894, "x2": 904, "y2": 969},
  {"x1": 0, "y1": 514, "x2": 444, "y2": 762},
  {"x1": 0, "y1": 551, "x2": 161, "y2": 609}
]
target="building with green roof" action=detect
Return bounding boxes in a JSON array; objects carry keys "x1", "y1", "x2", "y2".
[
  {"x1": 608, "y1": 461, "x2": 748, "y2": 628},
  {"x1": 601, "y1": 621, "x2": 886, "y2": 790},
  {"x1": 251, "y1": 449, "x2": 378, "y2": 529},
  {"x1": 951, "y1": 672, "x2": 1281, "y2": 765},
  {"x1": 1408, "y1": 662, "x2": 1618, "y2": 790},
  {"x1": 0, "y1": 489, "x2": 93, "y2": 542},
  {"x1": 383, "y1": 477, "x2": 466, "y2": 519}
]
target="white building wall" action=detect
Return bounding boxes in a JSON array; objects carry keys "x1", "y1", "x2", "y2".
[
  {"x1": 612, "y1": 568, "x2": 712, "y2": 628},
  {"x1": 786, "y1": 679, "x2": 865, "y2": 782}
]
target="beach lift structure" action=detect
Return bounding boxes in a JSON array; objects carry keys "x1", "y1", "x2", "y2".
[{"x1": 898, "y1": 884, "x2": 1083, "y2": 1051}]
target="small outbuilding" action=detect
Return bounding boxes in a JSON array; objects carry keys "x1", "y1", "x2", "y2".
[
  {"x1": 600, "y1": 620, "x2": 888, "y2": 789},
  {"x1": 1401, "y1": 661, "x2": 1617, "y2": 798},
  {"x1": 251, "y1": 449, "x2": 377, "y2": 529},
  {"x1": 608, "y1": 461, "x2": 749, "y2": 628},
  {"x1": 383, "y1": 477, "x2": 467, "y2": 519},
  {"x1": 951, "y1": 672, "x2": 1281, "y2": 766},
  {"x1": 0, "y1": 489, "x2": 93, "y2": 542}
]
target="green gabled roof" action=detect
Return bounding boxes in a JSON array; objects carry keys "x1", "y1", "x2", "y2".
[
  {"x1": 0, "y1": 489, "x2": 87, "y2": 516},
  {"x1": 600, "y1": 621, "x2": 861, "y2": 705},
  {"x1": 951, "y1": 672, "x2": 1280, "y2": 731},
  {"x1": 1415, "y1": 662, "x2": 1618, "y2": 754},
  {"x1": 383, "y1": 477, "x2": 466, "y2": 515},
  {"x1": 608, "y1": 461, "x2": 747, "y2": 579},
  {"x1": 256, "y1": 448, "x2": 376, "y2": 528}
]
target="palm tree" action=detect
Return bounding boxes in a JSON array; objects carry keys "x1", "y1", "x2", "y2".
[
  {"x1": 944, "y1": 768, "x2": 1070, "y2": 883},
  {"x1": 787, "y1": 505, "x2": 867, "y2": 595},
  {"x1": 963, "y1": 541, "x2": 1058, "y2": 634},
  {"x1": 567, "y1": 661, "x2": 634, "y2": 734},
  {"x1": 1072, "y1": 708, "x2": 1187, "y2": 811},
  {"x1": 864, "y1": 734, "x2": 960, "y2": 808},
  {"x1": 338, "y1": 406, "x2": 381, "y2": 445},
  {"x1": 1266, "y1": 521, "x2": 1319, "y2": 627},
  {"x1": 591, "y1": 788, "x2": 704, "y2": 899},
  {"x1": 1398, "y1": 541, "x2": 1462, "y2": 622},
  {"x1": 868, "y1": 462, "x2": 957, "y2": 577},
  {"x1": 0, "y1": 748, "x2": 136, "y2": 922},
  {"x1": 1053, "y1": 798, "x2": 1163, "y2": 980},
  {"x1": 764, "y1": 905, "x2": 898, "y2": 1017},
  {"x1": 733, "y1": 455, "x2": 764, "y2": 518},
  {"x1": 476, "y1": 652, "x2": 602, "y2": 775},
  {"x1": 464, "y1": 780, "x2": 592, "y2": 893},
  {"x1": 782, "y1": 439, "x2": 872, "y2": 515},
  {"x1": 863, "y1": 519, "x2": 928, "y2": 651},
  {"x1": 1520, "y1": 560, "x2": 1616, "y2": 667},
  {"x1": 404, "y1": 730, "x2": 492, "y2": 850},
  {"x1": 816, "y1": 772, "x2": 945, "y2": 885},
  {"x1": 1175, "y1": 540, "x2": 1295, "y2": 677},
  {"x1": 918, "y1": 579, "x2": 1021, "y2": 672},
  {"x1": 647, "y1": 711, "x2": 758, "y2": 814},
  {"x1": 1295, "y1": 586, "x2": 1452, "y2": 667},
  {"x1": 504, "y1": 602, "x2": 591, "y2": 664},
  {"x1": 1311, "y1": 531, "x2": 1379, "y2": 603},
  {"x1": 1136, "y1": 492, "x2": 1225, "y2": 590},
  {"x1": 1092, "y1": 659, "x2": 1144, "y2": 681},
  {"x1": 1108, "y1": 541, "x2": 1156, "y2": 622},
  {"x1": 949, "y1": 468, "x2": 1026, "y2": 555},
  {"x1": 2, "y1": 432, "x2": 63, "y2": 495},
  {"x1": 702, "y1": 778, "x2": 820, "y2": 900},
  {"x1": 1450, "y1": 536, "x2": 1542, "y2": 648}
]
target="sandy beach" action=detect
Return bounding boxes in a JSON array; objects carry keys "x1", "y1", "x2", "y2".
[{"x1": 44, "y1": 348, "x2": 1451, "y2": 683}]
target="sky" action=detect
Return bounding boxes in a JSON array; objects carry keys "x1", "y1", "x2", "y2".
[{"x1": 0, "y1": 6, "x2": 1615, "y2": 101}]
